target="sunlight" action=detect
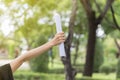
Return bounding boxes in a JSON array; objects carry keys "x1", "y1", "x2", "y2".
[
  {"x1": 0, "y1": 2, "x2": 7, "y2": 11},
  {"x1": 0, "y1": 2, "x2": 14, "y2": 36},
  {"x1": 96, "y1": 24, "x2": 105, "y2": 38},
  {"x1": 0, "y1": 2, "x2": 14, "y2": 37},
  {"x1": 0, "y1": 2, "x2": 33, "y2": 37},
  {"x1": 0, "y1": 14, "x2": 14, "y2": 36}
]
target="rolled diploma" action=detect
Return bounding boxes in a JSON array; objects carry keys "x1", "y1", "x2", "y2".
[{"x1": 53, "y1": 13, "x2": 66, "y2": 57}]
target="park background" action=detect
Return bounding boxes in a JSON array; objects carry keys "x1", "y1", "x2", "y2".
[{"x1": 0, "y1": 0, "x2": 120, "y2": 80}]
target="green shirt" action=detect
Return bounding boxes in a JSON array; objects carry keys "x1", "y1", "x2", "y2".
[{"x1": 0, "y1": 64, "x2": 14, "y2": 80}]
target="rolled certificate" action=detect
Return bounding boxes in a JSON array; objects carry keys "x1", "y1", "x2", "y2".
[{"x1": 53, "y1": 13, "x2": 66, "y2": 57}]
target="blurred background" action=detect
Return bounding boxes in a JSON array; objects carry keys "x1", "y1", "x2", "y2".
[{"x1": 0, "y1": 0, "x2": 120, "y2": 80}]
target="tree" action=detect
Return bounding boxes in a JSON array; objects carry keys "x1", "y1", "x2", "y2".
[
  {"x1": 61, "y1": 0, "x2": 78, "y2": 80},
  {"x1": 80, "y1": 0, "x2": 115, "y2": 76}
]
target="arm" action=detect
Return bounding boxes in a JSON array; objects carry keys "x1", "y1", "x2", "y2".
[{"x1": 10, "y1": 32, "x2": 65, "y2": 73}]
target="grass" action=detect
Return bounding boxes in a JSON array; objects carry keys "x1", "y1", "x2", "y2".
[
  {"x1": 93, "y1": 73, "x2": 116, "y2": 80},
  {"x1": 14, "y1": 70, "x2": 65, "y2": 80},
  {"x1": 14, "y1": 70, "x2": 116, "y2": 80},
  {"x1": 76, "y1": 73, "x2": 116, "y2": 80},
  {"x1": 13, "y1": 58, "x2": 117, "y2": 80}
]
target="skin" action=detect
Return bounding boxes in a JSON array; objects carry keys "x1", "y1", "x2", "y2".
[{"x1": 10, "y1": 32, "x2": 65, "y2": 73}]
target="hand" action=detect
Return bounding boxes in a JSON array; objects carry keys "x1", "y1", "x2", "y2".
[{"x1": 50, "y1": 32, "x2": 65, "y2": 46}]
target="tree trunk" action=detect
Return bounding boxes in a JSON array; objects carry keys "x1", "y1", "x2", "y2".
[
  {"x1": 115, "y1": 39, "x2": 120, "y2": 79},
  {"x1": 73, "y1": 38, "x2": 80, "y2": 65},
  {"x1": 114, "y1": 39, "x2": 120, "y2": 58},
  {"x1": 83, "y1": 11, "x2": 97, "y2": 76},
  {"x1": 61, "y1": 0, "x2": 77, "y2": 80}
]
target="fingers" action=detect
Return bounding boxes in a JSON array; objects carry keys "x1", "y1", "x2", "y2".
[
  {"x1": 56, "y1": 32, "x2": 65, "y2": 42},
  {"x1": 51, "y1": 32, "x2": 65, "y2": 46},
  {"x1": 56, "y1": 32, "x2": 65, "y2": 38}
]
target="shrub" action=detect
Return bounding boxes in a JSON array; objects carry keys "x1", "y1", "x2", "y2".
[
  {"x1": 109, "y1": 61, "x2": 117, "y2": 72},
  {"x1": 116, "y1": 58, "x2": 120, "y2": 79},
  {"x1": 94, "y1": 39, "x2": 104, "y2": 72},
  {"x1": 99, "y1": 62, "x2": 117, "y2": 75},
  {"x1": 29, "y1": 36, "x2": 49, "y2": 72},
  {"x1": 99, "y1": 63, "x2": 112, "y2": 74}
]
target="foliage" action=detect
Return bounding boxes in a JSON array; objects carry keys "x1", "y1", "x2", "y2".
[
  {"x1": 99, "y1": 62, "x2": 117, "y2": 74},
  {"x1": 99, "y1": 63, "x2": 112, "y2": 74},
  {"x1": 1, "y1": 0, "x2": 70, "y2": 49},
  {"x1": 93, "y1": 39, "x2": 104, "y2": 72},
  {"x1": 103, "y1": 36, "x2": 117, "y2": 59},
  {"x1": 116, "y1": 58, "x2": 120, "y2": 79},
  {"x1": 7, "y1": 42, "x2": 15, "y2": 58},
  {"x1": 29, "y1": 35, "x2": 49, "y2": 72},
  {"x1": 109, "y1": 30, "x2": 120, "y2": 39},
  {"x1": 0, "y1": 0, "x2": 120, "y2": 79}
]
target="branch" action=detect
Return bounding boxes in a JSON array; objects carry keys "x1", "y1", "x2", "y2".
[
  {"x1": 65, "y1": 0, "x2": 78, "y2": 45},
  {"x1": 110, "y1": 6, "x2": 120, "y2": 30},
  {"x1": 94, "y1": 0, "x2": 119, "y2": 29},
  {"x1": 80, "y1": 0, "x2": 92, "y2": 15},
  {"x1": 94, "y1": 0, "x2": 101, "y2": 13},
  {"x1": 114, "y1": 38, "x2": 120, "y2": 52},
  {"x1": 97, "y1": 0, "x2": 114, "y2": 24},
  {"x1": 94, "y1": 0, "x2": 112, "y2": 25}
]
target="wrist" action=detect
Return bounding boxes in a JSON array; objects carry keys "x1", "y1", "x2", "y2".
[{"x1": 47, "y1": 40, "x2": 55, "y2": 48}]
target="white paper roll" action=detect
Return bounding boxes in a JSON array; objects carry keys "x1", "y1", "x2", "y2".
[{"x1": 53, "y1": 13, "x2": 66, "y2": 57}]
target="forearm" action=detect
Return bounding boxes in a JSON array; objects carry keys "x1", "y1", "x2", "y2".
[
  {"x1": 10, "y1": 41, "x2": 53, "y2": 72},
  {"x1": 10, "y1": 32, "x2": 65, "y2": 73},
  {"x1": 20, "y1": 41, "x2": 53, "y2": 61}
]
